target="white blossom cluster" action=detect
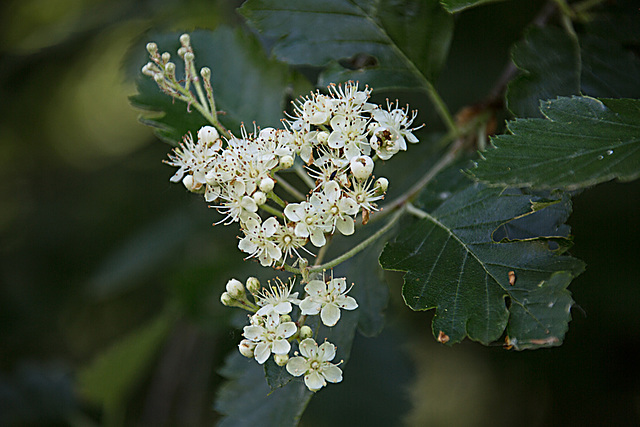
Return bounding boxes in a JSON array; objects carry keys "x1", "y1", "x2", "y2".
[
  {"x1": 164, "y1": 81, "x2": 420, "y2": 267},
  {"x1": 223, "y1": 275, "x2": 357, "y2": 392},
  {"x1": 147, "y1": 34, "x2": 422, "y2": 394}
]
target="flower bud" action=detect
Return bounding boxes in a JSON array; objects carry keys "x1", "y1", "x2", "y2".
[
  {"x1": 165, "y1": 62, "x2": 176, "y2": 74},
  {"x1": 179, "y1": 33, "x2": 191, "y2": 47},
  {"x1": 274, "y1": 353, "x2": 289, "y2": 366},
  {"x1": 280, "y1": 155, "x2": 294, "y2": 169},
  {"x1": 141, "y1": 62, "x2": 157, "y2": 77},
  {"x1": 259, "y1": 177, "x2": 275, "y2": 193},
  {"x1": 198, "y1": 126, "x2": 220, "y2": 144},
  {"x1": 299, "y1": 325, "x2": 313, "y2": 340},
  {"x1": 220, "y1": 291, "x2": 233, "y2": 306},
  {"x1": 350, "y1": 155, "x2": 374, "y2": 181},
  {"x1": 184, "y1": 52, "x2": 195, "y2": 62},
  {"x1": 161, "y1": 52, "x2": 171, "y2": 63},
  {"x1": 280, "y1": 314, "x2": 292, "y2": 323},
  {"x1": 153, "y1": 73, "x2": 165, "y2": 84},
  {"x1": 146, "y1": 42, "x2": 158, "y2": 56},
  {"x1": 177, "y1": 47, "x2": 188, "y2": 58},
  {"x1": 238, "y1": 339, "x2": 256, "y2": 358},
  {"x1": 252, "y1": 191, "x2": 267, "y2": 206},
  {"x1": 374, "y1": 177, "x2": 389, "y2": 194},
  {"x1": 246, "y1": 277, "x2": 260, "y2": 293},
  {"x1": 200, "y1": 67, "x2": 211, "y2": 79},
  {"x1": 182, "y1": 174, "x2": 195, "y2": 191},
  {"x1": 226, "y1": 278, "x2": 245, "y2": 298}
]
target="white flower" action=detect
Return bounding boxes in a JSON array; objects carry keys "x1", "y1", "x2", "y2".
[
  {"x1": 286, "y1": 338, "x2": 343, "y2": 392},
  {"x1": 327, "y1": 115, "x2": 368, "y2": 150},
  {"x1": 197, "y1": 126, "x2": 221, "y2": 146},
  {"x1": 300, "y1": 276, "x2": 358, "y2": 327},
  {"x1": 164, "y1": 133, "x2": 216, "y2": 187},
  {"x1": 255, "y1": 278, "x2": 301, "y2": 326},
  {"x1": 369, "y1": 104, "x2": 420, "y2": 160},
  {"x1": 346, "y1": 177, "x2": 384, "y2": 213},
  {"x1": 272, "y1": 221, "x2": 312, "y2": 263},
  {"x1": 243, "y1": 316, "x2": 297, "y2": 364},
  {"x1": 213, "y1": 180, "x2": 259, "y2": 225},
  {"x1": 284, "y1": 201, "x2": 331, "y2": 247},
  {"x1": 311, "y1": 181, "x2": 359, "y2": 236},
  {"x1": 238, "y1": 217, "x2": 282, "y2": 267}
]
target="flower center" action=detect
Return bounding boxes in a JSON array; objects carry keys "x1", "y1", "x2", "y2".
[
  {"x1": 310, "y1": 360, "x2": 320, "y2": 370},
  {"x1": 330, "y1": 205, "x2": 339, "y2": 215},
  {"x1": 305, "y1": 216, "x2": 314, "y2": 225},
  {"x1": 283, "y1": 235, "x2": 292, "y2": 244}
]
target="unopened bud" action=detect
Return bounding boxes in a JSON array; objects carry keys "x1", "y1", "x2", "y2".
[
  {"x1": 246, "y1": 277, "x2": 260, "y2": 293},
  {"x1": 299, "y1": 325, "x2": 313, "y2": 340},
  {"x1": 252, "y1": 191, "x2": 267, "y2": 206},
  {"x1": 179, "y1": 33, "x2": 191, "y2": 47},
  {"x1": 177, "y1": 47, "x2": 188, "y2": 58},
  {"x1": 141, "y1": 62, "x2": 156, "y2": 77},
  {"x1": 161, "y1": 52, "x2": 171, "y2": 63},
  {"x1": 184, "y1": 52, "x2": 195, "y2": 62},
  {"x1": 220, "y1": 291, "x2": 233, "y2": 306},
  {"x1": 238, "y1": 339, "x2": 256, "y2": 358},
  {"x1": 259, "y1": 177, "x2": 275, "y2": 193},
  {"x1": 153, "y1": 73, "x2": 165, "y2": 84},
  {"x1": 146, "y1": 42, "x2": 158, "y2": 56},
  {"x1": 182, "y1": 174, "x2": 195, "y2": 191},
  {"x1": 274, "y1": 353, "x2": 289, "y2": 366},
  {"x1": 200, "y1": 67, "x2": 211, "y2": 79},
  {"x1": 198, "y1": 126, "x2": 219, "y2": 144},
  {"x1": 226, "y1": 278, "x2": 245, "y2": 298},
  {"x1": 280, "y1": 314, "x2": 292, "y2": 323},
  {"x1": 350, "y1": 155, "x2": 374, "y2": 181},
  {"x1": 165, "y1": 62, "x2": 176, "y2": 75},
  {"x1": 280, "y1": 155, "x2": 294, "y2": 169},
  {"x1": 375, "y1": 177, "x2": 389, "y2": 193}
]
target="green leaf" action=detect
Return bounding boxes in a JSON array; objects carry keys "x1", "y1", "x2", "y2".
[
  {"x1": 240, "y1": 0, "x2": 453, "y2": 90},
  {"x1": 130, "y1": 27, "x2": 294, "y2": 145},
  {"x1": 470, "y1": 96, "x2": 640, "y2": 190},
  {"x1": 215, "y1": 353, "x2": 312, "y2": 427},
  {"x1": 439, "y1": 0, "x2": 507, "y2": 13},
  {"x1": 379, "y1": 182, "x2": 585, "y2": 349},
  {"x1": 77, "y1": 312, "x2": 173, "y2": 408},
  {"x1": 580, "y1": 35, "x2": 640, "y2": 99},
  {"x1": 506, "y1": 27, "x2": 581, "y2": 118}
]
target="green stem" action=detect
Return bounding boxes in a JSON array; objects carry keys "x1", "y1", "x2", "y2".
[
  {"x1": 405, "y1": 202, "x2": 429, "y2": 219},
  {"x1": 268, "y1": 191, "x2": 287, "y2": 208},
  {"x1": 573, "y1": 0, "x2": 605, "y2": 13},
  {"x1": 259, "y1": 203, "x2": 284, "y2": 219},
  {"x1": 274, "y1": 173, "x2": 306, "y2": 201}
]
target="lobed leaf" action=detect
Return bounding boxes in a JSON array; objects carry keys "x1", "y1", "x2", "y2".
[
  {"x1": 506, "y1": 26, "x2": 581, "y2": 118},
  {"x1": 130, "y1": 27, "x2": 293, "y2": 145},
  {"x1": 240, "y1": 0, "x2": 453, "y2": 90},
  {"x1": 470, "y1": 96, "x2": 640, "y2": 190},
  {"x1": 380, "y1": 180, "x2": 585, "y2": 349}
]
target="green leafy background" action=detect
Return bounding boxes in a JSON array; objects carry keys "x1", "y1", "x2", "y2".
[{"x1": 0, "y1": 0, "x2": 639, "y2": 425}]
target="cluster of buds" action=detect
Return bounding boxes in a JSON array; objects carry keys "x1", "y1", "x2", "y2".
[
  {"x1": 144, "y1": 34, "x2": 423, "y2": 393},
  {"x1": 222, "y1": 275, "x2": 356, "y2": 392}
]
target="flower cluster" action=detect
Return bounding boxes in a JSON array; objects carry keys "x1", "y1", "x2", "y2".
[
  {"x1": 223, "y1": 275, "x2": 356, "y2": 391},
  {"x1": 163, "y1": 82, "x2": 419, "y2": 267},
  {"x1": 145, "y1": 34, "x2": 422, "y2": 393}
]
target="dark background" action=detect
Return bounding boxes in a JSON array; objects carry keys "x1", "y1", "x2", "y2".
[{"x1": 0, "y1": 0, "x2": 638, "y2": 425}]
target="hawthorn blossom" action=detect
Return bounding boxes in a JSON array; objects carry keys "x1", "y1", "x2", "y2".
[
  {"x1": 238, "y1": 217, "x2": 281, "y2": 267},
  {"x1": 284, "y1": 201, "x2": 331, "y2": 247},
  {"x1": 369, "y1": 104, "x2": 420, "y2": 160},
  {"x1": 311, "y1": 181, "x2": 358, "y2": 236},
  {"x1": 243, "y1": 315, "x2": 297, "y2": 364},
  {"x1": 255, "y1": 278, "x2": 301, "y2": 326},
  {"x1": 300, "y1": 276, "x2": 358, "y2": 327},
  {"x1": 286, "y1": 338, "x2": 343, "y2": 392},
  {"x1": 164, "y1": 132, "x2": 217, "y2": 188}
]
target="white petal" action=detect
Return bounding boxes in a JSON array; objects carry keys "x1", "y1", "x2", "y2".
[
  {"x1": 300, "y1": 297, "x2": 321, "y2": 315},
  {"x1": 277, "y1": 321, "x2": 298, "y2": 338},
  {"x1": 323, "y1": 181, "x2": 341, "y2": 202},
  {"x1": 320, "y1": 303, "x2": 341, "y2": 327},
  {"x1": 318, "y1": 342, "x2": 336, "y2": 362},
  {"x1": 305, "y1": 280, "x2": 326, "y2": 296},
  {"x1": 242, "y1": 325, "x2": 264, "y2": 341},
  {"x1": 238, "y1": 237, "x2": 257, "y2": 254},
  {"x1": 274, "y1": 301, "x2": 292, "y2": 315},
  {"x1": 284, "y1": 203, "x2": 302, "y2": 222},
  {"x1": 286, "y1": 357, "x2": 309, "y2": 377},
  {"x1": 241, "y1": 196, "x2": 258, "y2": 213},
  {"x1": 309, "y1": 228, "x2": 326, "y2": 247},
  {"x1": 254, "y1": 342, "x2": 271, "y2": 364},
  {"x1": 271, "y1": 339, "x2": 291, "y2": 355},
  {"x1": 338, "y1": 197, "x2": 359, "y2": 215},
  {"x1": 335, "y1": 216, "x2": 355, "y2": 236},
  {"x1": 321, "y1": 365, "x2": 343, "y2": 383},
  {"x1": 338, "y1": 295, "x2": 358, "y2": 310},
  {"x1": 298, "y1": 338, "x2": 318, "y2": 358},
  {"x1": 304, "y1": 371, "x2": 326, "y2": 391},
  {"x1": 262, "y1": 217, "x2": 280, "y2": 236}
]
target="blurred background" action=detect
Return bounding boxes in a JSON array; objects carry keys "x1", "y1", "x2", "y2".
[{"x1": 0, "y1": 0, "x2": 638, "y2": 425}]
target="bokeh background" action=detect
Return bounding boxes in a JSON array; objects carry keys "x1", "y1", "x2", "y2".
[{"x1": 0, "y1": 0, "x2": 638, "y2": 425}]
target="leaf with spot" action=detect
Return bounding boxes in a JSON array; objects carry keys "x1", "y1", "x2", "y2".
[
  {"x1": 470, "y1": 96, "x2": 640, "y2": 190},
  {"x1": 240, "y1": 0, "x2": 453, "y2": 90},
  {"x1": 379, "y1": 181, "x2": 585, "y2": 349}
]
